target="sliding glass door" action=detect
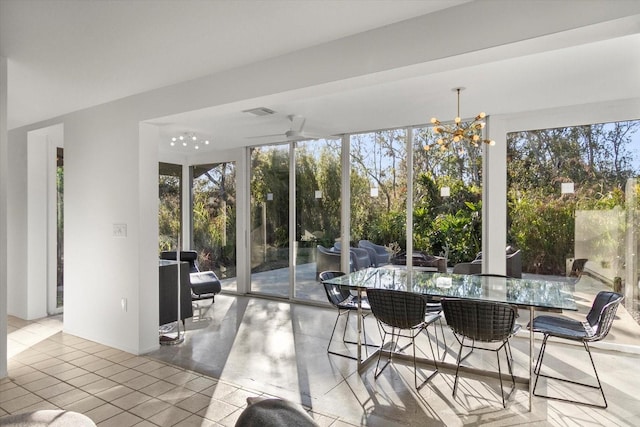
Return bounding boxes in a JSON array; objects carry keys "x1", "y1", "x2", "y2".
[
  {"x1": 192, "y1": 161, "x2": 237, "y2": 292},
  {"x1": 294, "y1": 138, "x2": 341, "y2": 302},
  {"x1": 250, "y1": 144, "x2": 290, "y2": 297}
]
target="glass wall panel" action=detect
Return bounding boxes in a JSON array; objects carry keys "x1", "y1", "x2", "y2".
[
  {"x1": 192, "y1": 162, "x2": 237, "y2": 292},
  {"x1": 507, "y1": 121, "x2": 640, "y2": 324},
  {"x1": 250, "y1": 144, "x2": 290, "y2": 297},
  {"x1": 350, "y1": 129, "x2": 407, "y2": 267},
  {"x1": 56, "y1": 147, "x2": 64, "y2": 309},
  {"x1": 412, "y1": 124, "x2": 483, "y2": 269},
  {"x1": 159, "y1": 162, "x2": 182, "y2": 252},
  {"x1": 294, "y1": 138, "x2": 341, "y2": 302}
]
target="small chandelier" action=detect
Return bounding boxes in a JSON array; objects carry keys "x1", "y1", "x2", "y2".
[
  {"x1": 169, "y1": 132, "x2": 210, "y2": 150},
  {"x1": 424, "y1": 87, "x2": 495, "y2": 152}
]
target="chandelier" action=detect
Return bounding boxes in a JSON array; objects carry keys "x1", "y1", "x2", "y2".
[
  {"x1": 169, "y1": 132, "x2": 210, "y2": 150},
  {"x1": 424, "y1": 88, "x2": 495, "y2": 152}
]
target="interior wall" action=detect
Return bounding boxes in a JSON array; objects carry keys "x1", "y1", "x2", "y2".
[
  {"x1": 61, "y1": 110, "x2": 152, "y2": 354},
  {"x1": 1, "y1": 55, "x2": 8, "y2": 378},
  {"x1": 6, "y1": 128, "x2": 28, "y2": 318},
  {"x1": 138, "y1": 123, "x2": 161, "y2": 353},
  {"x1": 26, "y1": 131, "x2": 49, "y2": 319}
]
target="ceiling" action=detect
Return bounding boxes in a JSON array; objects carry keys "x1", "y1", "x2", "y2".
[{"x1": 2, "y1": 0, "x2": 639, "y2": 154}]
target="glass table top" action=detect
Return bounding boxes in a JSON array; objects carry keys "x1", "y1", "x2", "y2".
[{"x1": 324, "y1": 267, "x2": 577, "y2": 311}]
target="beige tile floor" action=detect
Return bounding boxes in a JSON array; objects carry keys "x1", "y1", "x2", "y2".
[
  {"x1": 4, "y1": 293, "x2": 640, "y2": 426},
  {"x1": 3, "y1": 314, "x2": 336, "y2": 426}
]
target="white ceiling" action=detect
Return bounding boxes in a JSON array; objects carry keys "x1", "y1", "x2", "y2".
[
  {"x1": 0, "y1": 0, "x2": 468, "y2": 130},
  {"x1": 2, "y1": 0, "x2": 639, "y2": 154}
]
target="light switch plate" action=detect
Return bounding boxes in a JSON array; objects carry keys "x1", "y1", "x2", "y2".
[{"x1": 113, "y1": 223, "x2": 127, "y2": 237}]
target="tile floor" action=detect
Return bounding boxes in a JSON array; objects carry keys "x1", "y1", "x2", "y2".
[{"x1": 4, "y1": 294, "x2": 640, "y2": 426}]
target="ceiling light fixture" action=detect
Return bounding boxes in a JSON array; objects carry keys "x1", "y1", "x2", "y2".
[
  {"x1": 424, "y1": 87, "x2": 495, "y2": 152},
  {"x1": 169, "y1": 132, "x2": 210, "y2": 150}
]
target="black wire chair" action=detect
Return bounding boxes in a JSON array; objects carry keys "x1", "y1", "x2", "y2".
[
  {"x1": 318, "y1": 271, "x2": 376, "y2": 360},
  {"x1": 366, "y1": 288, "x2": 440, "y2": 390},
  {"x1": 529, "y1": 290, "x2": 623, "y2": 408},
  {"x1": 441, "y1": 298, "x2": 521, "y2": 408}
]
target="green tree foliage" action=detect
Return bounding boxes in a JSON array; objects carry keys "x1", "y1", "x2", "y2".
[
  {"x1": 508, "y1": 121, "x2": 639, "y2": 275},
  {"x1": 192, "y1": 162, "x2": 237, "y2": 277},
  {"x1": 349, "y1": 130, "x2": 408, "y2": 247},
  {"x1": 158, "y1": 166, "x2": 181, "y2": 252}
]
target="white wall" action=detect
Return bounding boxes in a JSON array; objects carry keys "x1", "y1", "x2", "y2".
[
  {"x1": 25, "y1": 131, "x2": 49, "y2": 319},
  {"x1": 1, "y1": 56, "x2": 8, "y2": 378},
  {"x1": 138, "y1": 124, "x2": 161, "y2": 353},
  {"x1": 6, "y1": 127, "x2": 28, "y2": 318},
  {"x1": 60, "y1": 109, "x2": 154, "y2": 354}
]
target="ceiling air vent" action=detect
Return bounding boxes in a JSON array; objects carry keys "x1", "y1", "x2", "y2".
[{"x1": 242, "y1": 107, "x2": 276, "y2": 116}]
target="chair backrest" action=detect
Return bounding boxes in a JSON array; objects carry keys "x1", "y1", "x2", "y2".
[
  {"x1": 586, "y1": 291, "x2": 624, "y2": 341},
  {"x1": 442, "y1": 298, "x2": 517, "y2": 343},
  {"x1": 318, "y1": 271, "x2": 345, "y2": 282},
  {"x1": 367, "y1": 289, "x2": 427, "y2": 329},
  {"x1": 160, "y1": 250, "x2": 199, "y2": 273},
  {"x1": 318, "y1": 271, "x2": 351, "y2": 308},
  {"x1": 358, "y1": 240, "x2": 384, "y2": 252}
]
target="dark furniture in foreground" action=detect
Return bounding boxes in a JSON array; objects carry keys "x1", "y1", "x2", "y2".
[
  {"x1": 529, "y1": 290, "x2": 623, "y2": 408},
  {"x1": 158, "y1": 260, "x2": 193, "y2": 326},
  {"x1": 235, "y1": 397, "x2": 318, "y2": 427},
  {"x1": 160, "y1": 251, "x2": 221, "y2": 300},
  {"x1": 367, "y1": 288, "x2": 440, "y2": 390},
  {"x1": 442, "y1": 298, "x2": 521, "y2": 408}
]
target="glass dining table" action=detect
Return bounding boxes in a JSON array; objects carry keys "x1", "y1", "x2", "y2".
[{"x1": 323, "y1": 266, "x2": 577, "y2": 410}]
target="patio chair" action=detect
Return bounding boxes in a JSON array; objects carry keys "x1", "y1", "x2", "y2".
[
  {"x1": 334, "y1": 242, "x2": 372, "y2": 270},
  {"x1": 318, "y1": 271, "x2": 376, "y2": 360},
  {"x1": 529, "y1": 290, "x2": 623, "y2": 408},
  {"x1": 367, "y1": 288, "x2": 440, "y2": 389},
  {"x1": 453, "y1": 247, "x2": 522, "y2": 278},
  {"x1": 441, "y1": 298, "x2": 521, "y2": 407},
  {"x1": 358, "y1": 240, "x2": 391, "y2": 266}
]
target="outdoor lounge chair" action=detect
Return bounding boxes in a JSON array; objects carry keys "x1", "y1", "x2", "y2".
[{"x1": 358, "y1": 240, "x2": 390, "y2": 266}]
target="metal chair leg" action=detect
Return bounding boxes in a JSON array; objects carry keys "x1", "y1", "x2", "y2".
[
  {"x1": 452, "y1": 336, "x2": 465, "y2": 398},
  {"x1": 533, "y1": 334, "x2": 608, "y2": 408}
]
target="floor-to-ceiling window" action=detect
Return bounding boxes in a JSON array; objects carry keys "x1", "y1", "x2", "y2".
[
  {"x1": 192, "y1": 161, "x2": 237, "y2": 292},
  {"x1": 507, "y1": 120, "x2": 640, "y2": 318},
  {"x1": 350, "y1": 129, "x2": 407, "y2": 259},
  {"x1": 412, "y1": 124, "x2": 484, "y2": 267},
  {"x1": 294, "y1": 138, "x2": 341, "y2": 302},
  {"x1": 159, "y1": 162, "x2": 182, "y2": 252},
  {"x1": 250, "y1": 144, "x2": 290, "y2": 297}
]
